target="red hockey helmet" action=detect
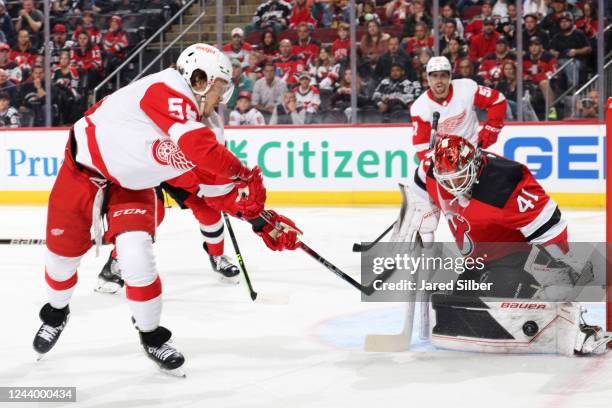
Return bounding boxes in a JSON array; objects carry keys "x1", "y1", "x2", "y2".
[{"x1": 433, "y1": 135, "x2": 481, "y2": 196}]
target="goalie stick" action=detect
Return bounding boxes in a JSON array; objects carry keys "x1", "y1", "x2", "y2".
[
  {"x1": 364, "y1": 234, "x2": 425, "y2": 352},
  {"x1": 222, "y1": 212, "x2": 289, "y2": 305},
  {"x1": 364, "y1": 113, "x2": 440, "y2": 351},
  {"x1": 352, "y1": 112, "x2": 440, "y2": 254},
  {"x1": 351, "y1": 222, "x2": 395, "y2": 252}
]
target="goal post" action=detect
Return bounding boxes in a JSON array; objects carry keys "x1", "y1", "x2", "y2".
[{"x1": 606, "y1": 98, "x2": 612, "y2": 342}]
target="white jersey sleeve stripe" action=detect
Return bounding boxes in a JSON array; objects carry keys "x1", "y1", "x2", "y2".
[
  {"x1": 167, "y1": 121, "x2": 207, "y2": 144},
  {"x1": 519, "y1": 198, "x2": 558, "y2": 238},
  {"x1": 196, "y1": 183, "x2": 235, "y2": 198},
  {"x1": 528, "y1": 218, "x2": 568, "y2": 244}
]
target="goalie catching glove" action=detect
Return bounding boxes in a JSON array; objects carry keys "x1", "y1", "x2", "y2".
[
  {"x1": 252, "y1": 210, "x2": 302, "y2": 251},
  {"x1": 523, "y1": 244, "x2": 594, "y2": 301},
  {"x1": 204, "y1": 166, "x2": 266, "y2": 219}
]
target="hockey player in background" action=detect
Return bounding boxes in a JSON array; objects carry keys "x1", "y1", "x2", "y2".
[
  {"x1": 394, "y1": 134, "x2": 610, "y2": 355},
  {"x1": 410, "y1": 56, "x2": 507, "y2": 160},
  {"x1": 32, "y1": 43, "x2": 302, "y2": 376}
]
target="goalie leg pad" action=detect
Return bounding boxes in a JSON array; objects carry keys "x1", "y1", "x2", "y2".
[{"x1": 430, "y1": 294, "x2": 607, "y2": 356}]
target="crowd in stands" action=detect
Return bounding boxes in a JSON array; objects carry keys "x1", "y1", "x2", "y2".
[
  {"x1": 0, "y1": 0, "x2": 608, "y2": 128},
  {"x1": 0, "y1": 0, "x2": 178, "y2": 127},
  {"x1": 223, "y1": 0, "x2": 609, "y2": 125}
]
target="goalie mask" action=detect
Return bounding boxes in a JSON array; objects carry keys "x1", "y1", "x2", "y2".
[
  {"x1": 433, "y1": 135, "x2": 481, "y2": 196},
  {"x1": 176, "y1": 43, "x2": 234, "y2": 105}
]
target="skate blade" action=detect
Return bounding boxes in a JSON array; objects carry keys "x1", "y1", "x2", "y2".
[
  {"x1": 218, "y1": 275, "x2": 240, "y2": 285},
  {"x1": 160, "y1": 367, "x2": 186, "y2": 378},
  {"x1": 94, "y1": 278, "x2": 122, "y2": 294}
]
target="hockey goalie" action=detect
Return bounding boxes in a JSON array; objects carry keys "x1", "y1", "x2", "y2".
[{"x1": 385, "y1": 134, "x2": 611, "y2": 356}]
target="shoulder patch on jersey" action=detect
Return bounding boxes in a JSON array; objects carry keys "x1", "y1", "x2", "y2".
[{"x1": 471, "y1": 154, "x2": 524, "y2": 208}]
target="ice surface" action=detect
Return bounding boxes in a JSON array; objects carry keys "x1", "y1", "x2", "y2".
[{"x1": 1, "y1": 206, "x2": 610, "y2": 408}]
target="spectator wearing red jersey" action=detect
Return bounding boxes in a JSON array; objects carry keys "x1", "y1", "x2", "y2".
[
  {"x1": 223, "y1": 27, "x2": 253, "y2": 69},
  {"x1": 294, "y1": 71, "x2": 320, "y2": 123},
  {"x1": 102, "y1": 15, "x2": 129, "y2": 80},
  {"x1": 292, "y1": 22, "x2": 320, "y2": 66},
  {"x1": 332, "y1": 23, "x2": 350, "y2": 63},
  {"x1": 524, "y1": 36, "x2": 559, "y2": 119},
  {"x1": 289, "y1": 0, "x2": 316, "y2": 29},
  {"x1": 0, "y1": 44, "x2": 22, "y2": 84},
  {"x1": 576, "y1": 1, "x2": 598, "y2": 39},
  {"x1": 71, "y1": 31, "x2": 103, "y2": 94},
  {"x1": 477, "y1": 37, "x2": 516, "y2": 87},
  {"x1": 405, "y1": 21, "x2": 433, "y2": 56},
  {"x1": 274, "y1": 39, "x2": 306, "y2": 84},
  {"x1": 464, "y1": 0, "x2": 495, "y2": 40},
  {"x1": 53, "y1": 50, "x2": 82, "y2": 124},
  {"x1": 469, "y1": 18, "x2": 500, "y2": 65},
  {"x1": 73, "y1": 10, "x2": 102, "y2": 45},
  {"x1": 10, "y1": 30, "x2": 38, "y2": 80},
  {"x1": 385, "y1": 0, "x2": 411, "y2": 26}
]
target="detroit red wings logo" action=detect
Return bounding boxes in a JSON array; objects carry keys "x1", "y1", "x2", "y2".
[
  {"x1": 446, "y1": 213, "x2": 474, "y2": 256},
  {"x1": 151, "y1": 138, "x2": 195, "y2": 170},
  {"x1": 437, "y1": 110, "x2": 467, "y2": 136}
]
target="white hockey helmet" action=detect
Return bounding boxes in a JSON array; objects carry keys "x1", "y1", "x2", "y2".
[
  {"x1": 176, "y1": 43, "x2": 234, "y2": 104},
  {"x1": 426, "y1": 56, "x2": 452, "y2": 76}
]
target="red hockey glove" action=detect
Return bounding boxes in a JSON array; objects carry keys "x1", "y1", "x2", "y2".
[
  {"x1": 477, "y1": 123, "x2": 502, "y2": 149},
  {"x1": 256, "y1": 210, "x2": 302, "y2": 251},
  {"x1": 204, "y1": 166, "x2": 266, "y2": 219}
]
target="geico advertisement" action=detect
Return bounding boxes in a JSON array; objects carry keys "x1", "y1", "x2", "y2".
[{"x1": 0, "y1": 124, "x2": 605, "y2": 193}]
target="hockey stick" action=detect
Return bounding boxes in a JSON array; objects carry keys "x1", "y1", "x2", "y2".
[
  {"x1": 0, "y1": 238, "x2": 46, "y2": 245},
  {"x1": 222, "y1": 212, "x2": 289, "y2": 305},
  {"x1": 351, "y1": 222, "x2": 395, "y2": 252},
  {"x1": 260, "y1": 211, "x2": 396, "y2": 296},
  {"x1": 364, "y1": 233, "x2": 424, "y2": 352}
]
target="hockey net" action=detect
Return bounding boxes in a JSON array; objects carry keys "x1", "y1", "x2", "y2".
[{"x1": 607, "y1": 98, "x2": 612, "y2": 341}]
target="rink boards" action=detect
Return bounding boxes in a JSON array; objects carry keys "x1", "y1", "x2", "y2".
[{"x1": 0, "y1": 122, "x2": 605, "y2": 208}]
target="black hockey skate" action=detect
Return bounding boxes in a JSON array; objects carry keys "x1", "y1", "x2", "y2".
[
  {"x1": 139, "y1": 326, "x2": 186, "y2": 377},
  {"x1": 95, "y1": 252, "x2": 124, "y2": 294},
  {"x1": 33, "y1": 303, "x2": 70, "y2": 360},
  {"x1": 204, "y1": 243, "x2": 240, "y2": 284}
]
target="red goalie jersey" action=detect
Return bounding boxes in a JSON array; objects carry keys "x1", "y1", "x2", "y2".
[
  {"x1": 410, "y1": 78, "x2": 506, "y2": 161},
  {"x1": 414, "y1": 152, "x2": 568, "y2": 262}
]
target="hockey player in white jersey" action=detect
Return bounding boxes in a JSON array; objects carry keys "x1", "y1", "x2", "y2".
[
  {"x1": 32, "y1": 43, "x2": 302, "y2": 376},
  {"x1": 410, "y1": 56, "x2": 507, "y2": 160}
]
